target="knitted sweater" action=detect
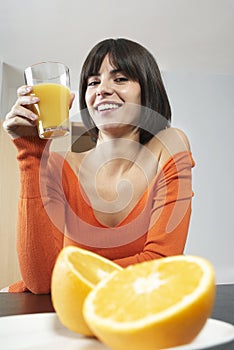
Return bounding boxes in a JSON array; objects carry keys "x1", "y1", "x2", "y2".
[{"x1": 9, "y1": 136, "x2": 195, "y2": 293}]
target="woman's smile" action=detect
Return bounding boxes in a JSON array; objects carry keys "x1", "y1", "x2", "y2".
[{"x1": 95, "y1": 102, "x2": 123, "y2": 113}]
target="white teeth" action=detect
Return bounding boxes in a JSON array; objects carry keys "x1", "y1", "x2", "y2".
[{"x1": 98, "y1": 103, "x2": 120, "y2": 111}]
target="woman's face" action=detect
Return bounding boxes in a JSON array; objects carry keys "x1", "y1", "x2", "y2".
[{"x1": 85, "y1": 54, "x2": 141, "y2": 136}]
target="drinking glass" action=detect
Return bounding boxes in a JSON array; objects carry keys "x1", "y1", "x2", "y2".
[{"x1": 24, "y1": 61, "x2": 70, "y2": 139}]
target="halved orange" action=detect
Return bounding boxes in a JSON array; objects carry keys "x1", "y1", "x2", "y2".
[
  {"x1": 83, "y1": 255, "x2": 215, "y2": 349},
  {"x1": 51, "y1": 246, "x2": 122, "y2": 335}
]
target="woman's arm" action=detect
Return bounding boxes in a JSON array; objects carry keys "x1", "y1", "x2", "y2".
[
  {"x1": 11, "y1": 137, "x2": 65, "y2": 294},
  {"x1": 3, "y1": 85, "x2": 75, "y2": 293}
]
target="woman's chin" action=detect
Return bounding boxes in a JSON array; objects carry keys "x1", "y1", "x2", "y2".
[{"x1": 98, "y1": 124, "x2": 139, "y2": 140}]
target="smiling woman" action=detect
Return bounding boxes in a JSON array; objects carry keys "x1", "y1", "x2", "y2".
[
  {"x1": 2, "y1": 38, "x2": 194, "y2": 294},
  {"x1": 79, "y1": 38, "x2": 171, "y2": 144}
]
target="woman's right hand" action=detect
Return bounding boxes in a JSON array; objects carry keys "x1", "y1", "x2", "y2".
[{"x1": 2, "y1": 85, "x2": 40, "y2": 139}]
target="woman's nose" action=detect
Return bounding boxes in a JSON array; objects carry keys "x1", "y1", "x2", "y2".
[{"x1": 96, "y1": 80, "x2": 113, "y2": 96}]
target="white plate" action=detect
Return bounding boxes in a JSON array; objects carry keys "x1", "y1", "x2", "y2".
[{"x1": 0, "y1": 313, "x2": 233, "y2": 350}]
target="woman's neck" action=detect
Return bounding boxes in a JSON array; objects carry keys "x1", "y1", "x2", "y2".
[
  {"x1": 94, "y1": 127, "x2": 141, "y2": 176},
  {"x1": 97, "y1": 124, "x2": 140, "y2": 143}
]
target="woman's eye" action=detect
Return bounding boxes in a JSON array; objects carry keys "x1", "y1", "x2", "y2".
[
  {"x1": 115, "y1": 77, "x2": 128, "y2": 83},
  {"x1": 87, "y1": 80, "x2": 99, "y2": 87}
]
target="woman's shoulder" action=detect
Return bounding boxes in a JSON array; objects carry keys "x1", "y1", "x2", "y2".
[
  {"x1": 147, "y1": 127, "x2": 191, "y2": 166},
  {"x1": 157, "y1": 127, "x2": 190, "y2": 150}
]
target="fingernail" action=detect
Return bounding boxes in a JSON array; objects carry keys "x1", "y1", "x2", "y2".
[
  {"x1": 31, "y1": 97, "x2": 39, "y2": 103},
  {"x1": 30, "y1": 113, "x2": 38, "y2": 120},
  {"x1": 25, "y1": 86, "x2": 32, "y2": 93}
]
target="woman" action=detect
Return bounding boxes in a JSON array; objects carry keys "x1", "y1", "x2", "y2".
[{"x1": 3, "y1": 38, "x2": 195, "y2": 293}]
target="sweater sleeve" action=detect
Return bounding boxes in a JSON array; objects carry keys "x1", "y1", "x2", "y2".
[
  {"x1": 9, "y1": 137, "x2": 65, "y2": 294},
  {"x1": 114, "y1": 152, "x2": 195, "y2": 267}
]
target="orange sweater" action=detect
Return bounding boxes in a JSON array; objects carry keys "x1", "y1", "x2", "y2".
[{"x1": 9, "y1": 136, "x2": 195, "y2": 293}]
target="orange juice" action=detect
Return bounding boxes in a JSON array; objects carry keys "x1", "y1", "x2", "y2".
[{"x1": 33, "y1": 83, "x2": 70, "y2": 138}]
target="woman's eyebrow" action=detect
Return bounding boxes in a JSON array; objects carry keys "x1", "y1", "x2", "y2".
[
  {"x1": 88, "y1": 68, "x2": 123, "y2": 77},
  {"x1": 110, "y1": 68, "x2": 123, "y2": 74}
]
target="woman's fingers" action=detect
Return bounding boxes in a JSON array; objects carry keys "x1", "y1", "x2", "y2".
[
  {"x1": 16, "y1": 95, "x2": 40, "y2": 107},
  {"x1": 5, "y1": 89, "x2": 39, "y2": 122},
  {"x1": 17, "y1": 85, "x2": 33, "y2": 97},
  {"x1": 3, "y1": 84, "x2": 73, "y2": 139},
  {"x1": 2, "y1": 115, "x2": 38, "y2": 139},
  {"x1": 5, "y1": 104, "x2": 38, "y2": 121},
  {"x1": 4, "y1": 116, "x2": 36, "y2": 129},
  {"x1": 3, "y1": 85, "x2": 39, "y2": 139}
]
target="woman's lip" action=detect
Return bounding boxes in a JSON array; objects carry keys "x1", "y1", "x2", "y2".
[{"x1": 97, "y1": 106, "x2": 123, "y2": 116}]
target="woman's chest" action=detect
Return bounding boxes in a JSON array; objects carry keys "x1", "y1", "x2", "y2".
[
  {"x1": 91, "y1": 168, "x2": 149, "y2": 227},
  {"x1": 64, "y1": 145, "x2": 160, "y2": 227},
  {"x1": 73, "y1": 162, "x2": 157, "y2": 227}
]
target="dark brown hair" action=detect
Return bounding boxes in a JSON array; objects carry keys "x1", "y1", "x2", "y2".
[{"x1": 79, "y1": 38, "x2": 171, "y2": 144}]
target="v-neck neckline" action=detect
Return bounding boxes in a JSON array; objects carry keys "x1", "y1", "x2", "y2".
[{"x1": 63, "y1": 150, "x2": 193, "y2": 229}]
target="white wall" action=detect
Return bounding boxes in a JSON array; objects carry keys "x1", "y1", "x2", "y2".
[
  {"x1": 164, "y1": 72, "x2": 234, "y2": 283},
  {"x1": 0, "y1": 64, "x2": 24, "y2": 117},
  {"x1": 0, "y1": 64, "x2": 22, "y2": 288}
]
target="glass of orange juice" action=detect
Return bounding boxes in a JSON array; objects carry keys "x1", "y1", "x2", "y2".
[{"x1": 24, "y1": 61, "x2": 70, "y2": 139}]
